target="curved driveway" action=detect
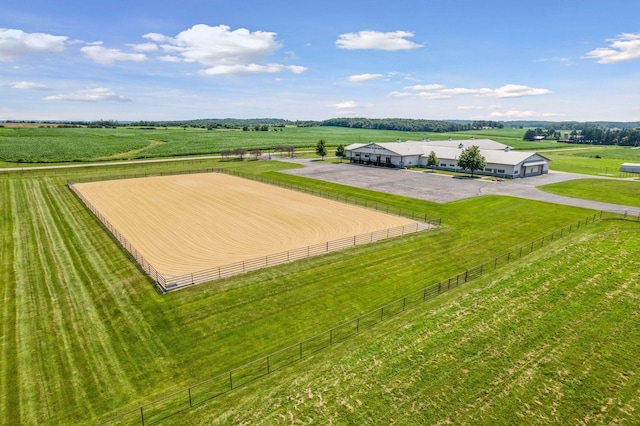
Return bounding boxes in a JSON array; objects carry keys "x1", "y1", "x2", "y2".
[{"x1": 281, "y1": 159, "x2": 640, "y2": 216}]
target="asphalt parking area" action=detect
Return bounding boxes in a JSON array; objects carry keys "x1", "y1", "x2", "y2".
[{"x1": 281, "y1": 160, "x2": 640, "y2": 215}]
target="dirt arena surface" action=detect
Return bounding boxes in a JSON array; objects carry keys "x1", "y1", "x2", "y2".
[{"x1": 74, "y1": 173, "x2": 418, "y2": 277}]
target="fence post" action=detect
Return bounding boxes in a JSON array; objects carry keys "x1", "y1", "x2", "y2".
[
  {"x1": 189, "y1": 388, "x2": 192, "y2": 407},
  {"x1": 380, "y1": 307, "x2": 384, "y2": 321},
  {"x1": 300, "y1": 342, "x2": 303, "y2": 359},
  {"x1": 140, "y1": 406, "x2": 145, "y2": 426},
  {"x1": 230, "y1": 371, "x2": 233, "y2": 390},
  {"x1": 356, "y1": 317, "x2": 360, "y2": 332},
  {"x1": 403, "y1": 297, "x2": 406, "y2": 311}
]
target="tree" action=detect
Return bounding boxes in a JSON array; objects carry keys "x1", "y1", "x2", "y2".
[
  {"x1": 316, "y1": 139, "x2": 327, "y2": 160},
  {"x1": 232, "y1": 147, "x2": 247, "y2": 160},
  {"x1": 251, "y1": 149, "x2": 262, "y2": 160},
  {"x1": 457, "y1": 145, "x2": 486, "y2": 177},
  {"x1": 335, "y1": 144, "x2": 345, "y2": 162},
  {"x1": 426, "y1": 151, "x2": 439, "y2": 169}
]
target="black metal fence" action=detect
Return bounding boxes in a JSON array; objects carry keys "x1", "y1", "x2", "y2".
[
  {"x1": 68, "y1": 168, "x2": 441, "y2": 292},
  {"x1": 96, "y1": 211, "x2": 624, "y2": 425}
]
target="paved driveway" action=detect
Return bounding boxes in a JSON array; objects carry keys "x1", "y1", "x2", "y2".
[{"x1": 281, "y1": 159, "x2": 640, "y2": 216}]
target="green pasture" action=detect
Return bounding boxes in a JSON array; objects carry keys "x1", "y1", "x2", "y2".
[
  {"x1": 539, "y1": 178, "x2": 640, "y2": 207},
  {"x1": 543, "y1": 146, "x2": 640, "y2": 176},
  {"x1": 181, "y1": 220, "x2": 640, "y2": 425},
  {"x1": 0, "y1": 126, "x2": 569, "y2": 166},
  {"x1": 0, "y1": 158, "x2": 636, "y2": 424}
]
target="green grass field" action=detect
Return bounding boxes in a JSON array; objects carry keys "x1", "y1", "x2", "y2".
[
  {"x1": 181, "y1": 219, "x2": 640, "y2": 425},
  {"x1": 0, "y1": 126, "x2": 576, "y2": 166},
  {"x1": 543, "y1": 146, "x2": 640, "y2": 176},
  {"x1": 2, "y1": 158, "x2": 623, "y2": 425},
  {"x1": 539, "y1": 179, "x2": 640, "y2": 207}
]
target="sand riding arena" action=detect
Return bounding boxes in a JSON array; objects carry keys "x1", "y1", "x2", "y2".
[{"x1": 69, "y1": 172, "x2": 436, "y2": 291}]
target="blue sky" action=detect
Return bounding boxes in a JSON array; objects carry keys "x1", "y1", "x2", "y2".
[{"x1": 2, "y1": 0, "x2": 640, "y2": 121}]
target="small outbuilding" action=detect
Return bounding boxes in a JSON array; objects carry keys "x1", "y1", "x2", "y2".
[{"x1": 620, "y1": 163, "x2": 640, "y2": 174}]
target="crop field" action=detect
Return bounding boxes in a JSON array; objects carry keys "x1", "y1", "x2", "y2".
[
  {"x1": 1, "y1": 157, "x2": 638, "y2": 424},
  {"x1": 0, "y1": 126, "x2": 573, "y2": 166}
]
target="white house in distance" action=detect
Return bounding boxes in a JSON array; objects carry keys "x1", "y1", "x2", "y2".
[{"x1": 344, "y1": 138, "x2": 550, "y2": 178}]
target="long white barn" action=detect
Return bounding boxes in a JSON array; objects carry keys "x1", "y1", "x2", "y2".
[{"x1": 345, "y1": 139, "x2": 550, "y2": 178}]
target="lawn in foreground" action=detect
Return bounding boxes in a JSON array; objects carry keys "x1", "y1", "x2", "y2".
[
  {"x1": 0, "y1": 160, "x2": 599, "y2": 424},
  {"x1": 539, "y1": 178, "x2": 640, "y2": 208},
  {"x1": 179, "y1": 220, "x2": 640, "y2": 425}
]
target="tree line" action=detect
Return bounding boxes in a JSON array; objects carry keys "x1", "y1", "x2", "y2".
[
  {"x1": 317, "y1": 118, "x2": 479, "y2": 132},
  {"x1": 524, "y1": 126, "x2": 640, "y2": 146}
]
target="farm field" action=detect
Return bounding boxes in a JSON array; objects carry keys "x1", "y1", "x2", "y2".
[
  {"x1": 0, "y1": 126, "x2": 569, "y2": 165},
  {"x1": 539, "y1": 178, "x2": 640, "y2": 207},
  {"x1": 1, "y1": 156, "x2": 638, "y2": 425},
  {"x1": 73, "y1": 173, "x2": 419, "y2": 277},
  {"x1": 179, "y1": 219, "x2": 640, "y2": 425},
  {"x1": 543, "y1": 146, "x2": 640, "y2": 176}
]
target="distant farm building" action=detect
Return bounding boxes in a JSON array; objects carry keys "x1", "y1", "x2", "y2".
[
  {"x1": 620, "y1": 163, "x2": 640, "y2": 174},
  {"x1": 345, "y1": 139, "x2": 550, "y2": 178}
]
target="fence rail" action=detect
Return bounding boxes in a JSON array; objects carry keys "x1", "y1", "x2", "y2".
[
  {"x1": 95, "y1": 211, "x2": 629, "y2": 425},
  {"x1": 68, "y1": 168, "x2": 441, "y2": 292}
]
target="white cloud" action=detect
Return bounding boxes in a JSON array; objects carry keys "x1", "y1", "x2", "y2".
[
  {"x1": 490, "y1": 84, "x2": 551, "y2": 98},
  {"x1": 10, "y1": 81, "x2": 52, "y2": 91},
  {"x1": 44, "y1": 88, "x2": 131, "y2": 102},
  {"x1": 336, "y1": 30, "x2": 423, "y2": 51},
  {"x1": 140, "y1": 24, "x2": 304, "y2": 76},
  {"x1": 438, "y1": 87, "x2": 486, "y2": 96},
  {"x1": 405, "y1": 84, "x2": 445, "y2": 91},
  {"x1": 418, "y1": 92, "x2": 451, "y2": 100},
  {"x1": 414, "y1": 83, "x2": 550, "y2": 98},
  {"x1": 200, "y1": 63, "x2": 306, "y2": 76},
  {"x1": 128, "y1": 43, "x2": 159, "y2": 52},
  {"x1": 0, "y1": 28, "x2": 67, "y2": 60},
  {"x1": 158, "y1": 55, "x2": 181, "y2": 62},
  {"x1": 584, "y1": 33, "x2": 640, "y2": 63},
  {"x1": 334, "y1": 101, "x2": 359, "y2": 109},
  {"x1": 81, "y1": 45, "x2": 147, "y2": 65},
  {"x1": 348, "y1": 73, "x2": 384, "y2": 82},
  {"x1": 286, "y1": 65, "x2": 308, "y2": 74},
  {"x1": 388, "y1": 91, "x2": 412, "y2": 97},
  {"x1": 489, "y1": 110, "x2": 560, "y2": 119},
  {"x1": 533, "y1": 56, "x2": 571, "y2": 65},
  {"x1": 457, "y1": 105, "x2": 485, "y2": 110}
]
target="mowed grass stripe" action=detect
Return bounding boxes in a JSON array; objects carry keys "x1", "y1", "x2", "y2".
[
  {"x1": 1, "y1": 180, "x2": 19, "y2": 424},
  {"x1": 13, "y1": 178, "x2": 179, "y2": 423},
  {"x1": 36, "y1": 179, "x2": 146, "y2": 421},
  {"x1": 183, "y1": 221, "x2": 640, "y2": 425}
]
